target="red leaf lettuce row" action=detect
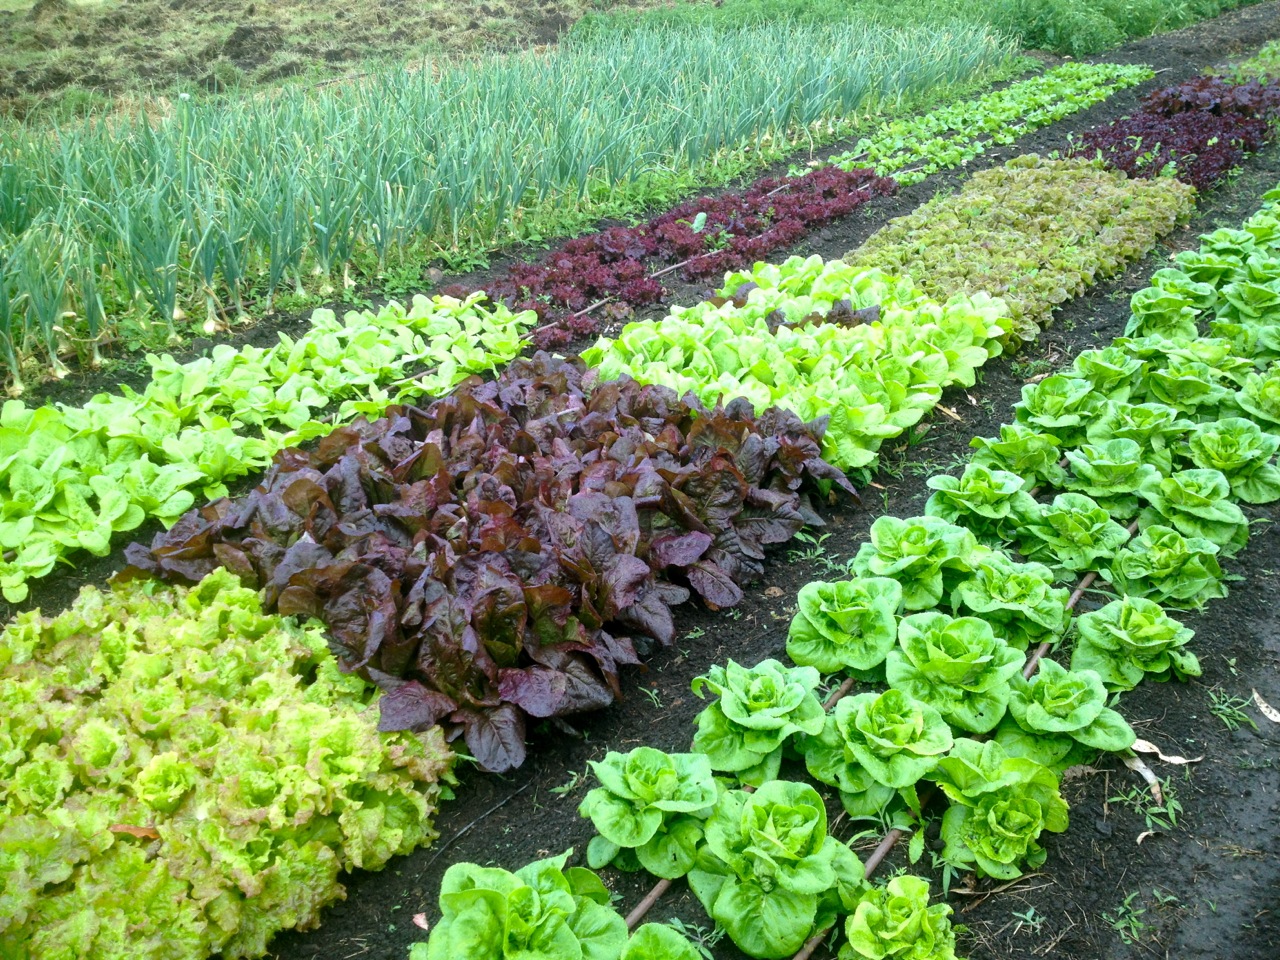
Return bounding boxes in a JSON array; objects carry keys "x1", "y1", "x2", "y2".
[
  {"x1": 122, "y1": 355, "x2": 854, "y2": 773},
  {"x1": 1070, "y1": 74, "x2": 1280, "y2": 191},
  {"x1": 442, "y1": 166, "x2": 897, "y2": 349}
]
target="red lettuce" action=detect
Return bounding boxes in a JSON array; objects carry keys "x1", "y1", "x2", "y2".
[
  {"x1": 443, "y1": 166, "x2": 896, "y2": 349},
  {"x1": 1071, "y1": 75, "x2": 1280, "y2": 191},
  {"x1": 121, "y1": 356, "x2": 855, "y2": 773}
]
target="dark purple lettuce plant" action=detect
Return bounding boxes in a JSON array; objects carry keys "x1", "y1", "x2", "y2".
[{"x1": 122, "y1": 355, "x2": 855, "y2": 772}]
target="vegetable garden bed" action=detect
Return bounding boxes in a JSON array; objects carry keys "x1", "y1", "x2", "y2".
[{"x1": 4, "y1": 7, "x2": 1280, "y2": 960}]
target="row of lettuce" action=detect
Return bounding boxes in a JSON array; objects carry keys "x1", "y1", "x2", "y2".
[
  {"x1": 0, "y1": 61, "x2": 1159, "y2": 606},
  {"x1": 408, "y1": 185, "x2": 1280, "y2": 960}
]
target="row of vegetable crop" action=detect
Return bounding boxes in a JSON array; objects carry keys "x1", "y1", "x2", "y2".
[
  {"x1": 0, "y1": 294, "x2": 534, "y2": 604},
  {"x1": 822, "y1": 61, "x2": 1152, "y2": 184},
  {"x1": 0, "y1": 569, "x2": 456, "y2": 960},
  {"x1": 405, "y1": 183, "x2": 1280, "y2": 960},
  {"x1": 585, "y1": 155, "x2": 1194, "y2": 457},
  {"x1": 451, "y1": 60, "x2": 1147, "y2": 347},
  {"x1": 0, "y1": 19, "x2": 1019, "y2": 384},
  {"x1": 1068, "y1": 72, "x2": 1280, "y2": 190},
  {"x1": 0, "y1": 61, "x2": 1164, "y2": 603}
]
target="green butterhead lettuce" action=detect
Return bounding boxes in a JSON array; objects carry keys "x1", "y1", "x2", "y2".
[
  {"x1": 691, "y1": 660, "x2": 824, "y2": 785},
  {"x1": 969, "y1": 423, "x2": 1066, "y2": 490},
  {"x1": 1101, "y1": 524, "x2": 1227, "y2": 608},
  {"x1": 578, "y1": 747, "x2": 716, "y2": 879},
  {"x1": 948, "y1": 552, "x2": 1069, "y2": 652},
  {"x1": 419, "y1": 850, "x2": 628, "y2": 960},
  {"x1": 839, "y1": 875, "x2": 961, "y2": 960},
  {"x1": 786, "y1": 578, "x2": 903, "y2": 675},
  {"x1": 1006, "y1": 659, "x2": 1135, "y2": 764},
  {"x1": 1063, "y1": 439, "x2": 1162, "y2": 519},
  {"x1": 924, "y1": 464, "x2": 1039, "y2": 544},
  {"x1": 932, "y1": 740, "x2": 1068, "y2": 880},
  {"x1": 1072, "y1": 597, "x2": 1199, "y2": 691},
  {"x1": 1181, "y1": 417, "x2": 1280, "y2": 504},
  {"x1": 885, "y1": 612, "x2": 1025, "y2": 734},
  {"x1": 1018, "y1": 492, "x2": 1132, "y2": 574},
  {"x1": 1137, "y1": 468, "x2": 1250, "y2": 557},
  {"x1": 689, "y1": 780, "x2": 866, "y2": 959},
  {"x1": 849, "y1": 515, "x2": 986, "y2": 611}
]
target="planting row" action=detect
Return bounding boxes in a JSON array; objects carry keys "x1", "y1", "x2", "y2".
[
  {"x1": 0, "y1": 570, "x2": 455, "y2": 960},
  {"x1": 573, "y1": 0, "x2": 1269, "y2": 59},
  {"x1": 843, "y1": 155, "x2": 1196, "y2": 344},
  {"x1": 824, "y1": 61, "x2": 1152, "y2": 184},
  {"x1": 0, "y1": 19, "x2": 1016, "y2": 383},
  {"x1": 453, "y1": 62, "x2": 1148, "y2": 348},
  {"x1": 408, "y1": 182, "x2": 1280, "y2": 960},
  {"x1": 1069, "y1": 72, "x2": 1280, "y2": 189},
  {"x1": 0, "y1": 294, "x2": 533, "y2": 603},
  {"x1": 587, "y1": 156, "x2": 1193, "y2": 455}
]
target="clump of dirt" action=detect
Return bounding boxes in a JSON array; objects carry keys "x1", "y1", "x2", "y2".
[{"x1": 221, "y1": 22, "x2": 284, "y2": 67}]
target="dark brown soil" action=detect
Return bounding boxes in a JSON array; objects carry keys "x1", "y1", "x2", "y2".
[{"x1": 11, "y1": 6, "x2": 1280, "y2": 960}]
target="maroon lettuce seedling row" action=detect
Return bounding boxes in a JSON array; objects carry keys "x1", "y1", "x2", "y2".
[
  {"x1": 122, "y1": 356, "x2": 856, "y2": 773},
  {"x1": 442, "y1": 167, "x2": 896, "y2": 349},
  {"x1": 1071, "y1": 75, "x2": 1280, "y2": 190}
]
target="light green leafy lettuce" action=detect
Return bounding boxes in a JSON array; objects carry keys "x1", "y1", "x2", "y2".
[
  {"x1": 885, "y1": 612, "x2": 1025, "y2": 733},
  {"x1": 579, "y1": 748, "x2": 716, "y2": 880},
  {"x1": 1180, "y1": 417, "x2": 1280, "y2": 504},
  {"x1": 839, "y1": 875, "x2": 962, "y2": 960},
  {"x1": 416, "y1": 850, "x2": 627, "y2": 960},
  {"x1": 1018, "y1": 492, "x2": 1132, "y2": 574},
  {"x1": 1071, "y1": 597, "x2": 1200, "y2": 692},
  {"x1": 689, "y1": 780, "x2": 866, "y2": 959},
  {"x1": 583, "y1": 258, "x2": 1011, "y2": 473},
  {"x1": 802, "y1": 689, "x2": 952, "y2": 820},
  {"x1": 932, "y1": 740, "x2": 1068, "y2": 880},
  {"x1": 849, "y1": 515, "x2": 986, "y2": 612},
  {"x1": 924, "y1": 464, "x2": 1039, "y2": 544},
  {"x1": 0, "y1": 569, "x2": 454, "y2": 960},
  {"x1": 948, "y1": 552, "x2": 1070, "y2": 653},
  {"x1": 968, "y1": 423, "x2": 1067, "y2": 490},
  {"x1": 691, "y1": 659, "x2": 825, "y2": 785},
  {"x1": 786, "y1": 577, "x2": 903, "y2": 675},
  {"x1": 1100, "y1": 524, "x2": 1227, "y2": 608},
  {"x1": 1137, "y1": 468, "x2": 1250, "y2": 557}
]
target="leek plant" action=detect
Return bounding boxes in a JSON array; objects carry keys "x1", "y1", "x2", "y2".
[{"x1": 0, "y1": 19, "x2": 1012, "y2": 382}]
